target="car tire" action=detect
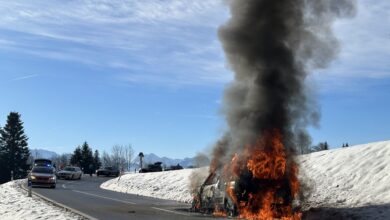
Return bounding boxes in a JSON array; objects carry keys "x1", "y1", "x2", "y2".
[
  {"x1": 51, "y1": 185, "x2": 56, "y2": 189},
  {"x1": 225, "y1": 199, "x2": 237, "y2": 217},
  {"x1": 78, "y1": 174, "x2": 81, "y2": 180}
]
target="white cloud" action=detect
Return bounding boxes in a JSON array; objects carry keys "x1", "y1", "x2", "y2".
[
  {"x1": 0, "y1": 0, "x2": 229, "y2": 86},
  {"x1": 0, "y1": 0, "x2": 387, "y2": 88},
  {"x1": 9, "y1": 74, "x2": 39, "y2": 82},
  {"x1": 315, "y1": 0, "x2": 390, "y2": 82}
]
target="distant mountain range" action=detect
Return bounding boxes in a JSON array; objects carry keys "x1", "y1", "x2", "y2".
[
  {"x1": 30, "y1": 149, "x2": 58, "y2": 159},
  {"x1": 139, "y1": 153, "x2": 198, "y2": 168}
]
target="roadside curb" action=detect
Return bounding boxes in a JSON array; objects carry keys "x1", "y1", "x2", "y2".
[{"x1": 20, "y1": 181, "x2": 98, "y2": 220}]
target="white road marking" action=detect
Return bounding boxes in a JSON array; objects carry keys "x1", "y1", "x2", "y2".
[
  {"x1": 151, "y1": 207, "x2": 191, "y2": 217},
  {"x1": 72, "y1": 190, "x2": 136, "y2": 205},
  {"x1": 61, "y1": 184, "x2": 67, "y2": 189}
]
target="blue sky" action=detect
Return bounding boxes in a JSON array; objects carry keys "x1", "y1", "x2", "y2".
[{"x1": 0, "y1": 0, "x2": 389, "y2": 158}]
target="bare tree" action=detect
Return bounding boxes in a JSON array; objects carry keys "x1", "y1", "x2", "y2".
[
  {"x1": 124, "y1": 144, "x2": 134, "y2": 171},
  {"x1": 112, "y1": 145, "x2": 126, "y2": 171},
  {"x1": 51, "y1": 153, "x2": 69, "y2": 170},
  {"x1": 102, "y1": 151, "x2": 112, "y2": 167}
]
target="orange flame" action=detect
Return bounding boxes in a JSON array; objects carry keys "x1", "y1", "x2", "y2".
[{"x1": 224, "y1": 130, "x2": 301, "y2": 220}]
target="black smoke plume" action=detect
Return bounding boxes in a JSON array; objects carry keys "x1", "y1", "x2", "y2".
[{"x1": 210, "y1": 0, "x2": 356, "y2": 174}]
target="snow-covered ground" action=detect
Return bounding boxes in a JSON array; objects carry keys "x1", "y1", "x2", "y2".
[
  {"x1": 101, "y1": 167, "x2": 209, "y2": 203},
  {"x1": 0, "y1": 179, "x2": 83, "y2": 220},
  {"x1": 102, "y1": 141, "x2": 390, "y2": 218},
  {"x1": 299, "y1": 140, "x2": 390, "y2": 219}
]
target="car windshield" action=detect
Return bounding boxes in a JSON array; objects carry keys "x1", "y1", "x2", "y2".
[
  {"x1": 64, "y1": 167, "x2": 76, "y2": 171},
  {"x1": 32, "y1": 167, "x2": 53, "y2": 174}
]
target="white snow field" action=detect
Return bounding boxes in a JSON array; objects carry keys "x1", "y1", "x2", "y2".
[
  {"x1": 102, "y1": 141, "x2": 390, "y2": 218},
  {"x1": 0, "y1": 179, "x2": 83, "y2": 220},
  {"x1": 101, "y1": 167, "x2": 209, "y2": 203},
  {"x1": 299, "y1": 140, "x2": 390, "y2": 219}
]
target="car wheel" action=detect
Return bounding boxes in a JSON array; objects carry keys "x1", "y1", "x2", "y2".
[
  {"x1": 225, "y1": 199, "x2": 237, "y2": 217},
  {"x1": 51, "y1": 185, "x2": 56, "y2": 189},
  {"x1": 78, "y1": 174, "x2": 81, "y2": 180},
  {"x1": 71, "y1": 174, "x2": 74, "y2": 180}
]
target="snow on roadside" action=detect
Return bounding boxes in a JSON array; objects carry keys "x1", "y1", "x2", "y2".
[
  {"x1": 0, "y1": 179, "x2": 83, "y2": 220},
  {"x1": 299, "y1": 140, "x2": 390, "y2": 209},
  {"x1": 101, "y1": 167, "x2": 209, "y2": 203},
  {"x1": 102, "y1": 141, "x2": 390, "y2": 215}
]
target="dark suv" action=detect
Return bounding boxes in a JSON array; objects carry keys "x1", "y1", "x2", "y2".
[
  {"x1": 96, "y1": 167, "x2": 120, "y2": 177},
  {"x1": 28, "y1": 166, "x2": 57, "y2": 188}
]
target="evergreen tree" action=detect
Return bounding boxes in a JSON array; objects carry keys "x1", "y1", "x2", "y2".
[
  {"x1": 324, "y1": 142, "x2": 329, "y2": 150},
  {"x1": 93, "y1": 150, "x2": 101, "y2": 172},
  {"x1": 0, "y1": 112, "x2": 30, "y2": 183},
  {"x1": 311, "y1": 141, "x2": 329, "y2": 152},
  {"x1": 70, "y1": 146, "x2": 82, "y2": 167},
  {"x1": 80, "y1": 142, "x2": 93, "y2": 174}
]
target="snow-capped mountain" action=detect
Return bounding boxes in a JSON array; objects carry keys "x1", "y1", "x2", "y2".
[
  {"x1": 30, "y1": 149, "x2": 58, "y2": 159},
  {"x1": 133, "y1": 153, "x2": 205, "y2": 168}
]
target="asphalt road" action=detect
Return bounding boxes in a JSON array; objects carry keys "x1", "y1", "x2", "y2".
[{"x1": 30, "y1": 175, "x2": 223, "y2": 220}]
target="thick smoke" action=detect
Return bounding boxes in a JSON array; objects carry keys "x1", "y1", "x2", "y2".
[{"x1": 210, "y1": 0, "x2": 356, "y2": 171}]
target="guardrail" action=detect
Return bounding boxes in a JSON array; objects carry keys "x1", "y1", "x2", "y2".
[{"x1": 19, "y1": 180, "x2": 97, "y2": 220}]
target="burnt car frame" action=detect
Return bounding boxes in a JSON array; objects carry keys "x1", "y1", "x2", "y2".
[
  {"x1": 192, "y1": 172, "x2": 293, "y2": 217},
  {"x1": 192, "y1": 173, "x2": 237, "y2": 216}
]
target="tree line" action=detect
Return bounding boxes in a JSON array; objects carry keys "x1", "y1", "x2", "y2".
[
  {"x1": 68, "y1": 143, "x2": 134, "y2": 173},
  {"x1": 68, "y1": 142, "x2": 101, "y2": 174}
]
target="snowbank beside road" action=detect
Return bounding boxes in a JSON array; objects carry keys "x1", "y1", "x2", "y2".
[
  {"x1": 0, "y1": 180, "x2": 82, "y2": 220},
  {"x1": 299, "y1": 140, "x2": 390, "y2": 208},
  {"x1": 102, "y1": 141, "x2": 390, "y2": 216},
  {"x1": 101, "y1": 167, "x2": 208, "y2": 203}
]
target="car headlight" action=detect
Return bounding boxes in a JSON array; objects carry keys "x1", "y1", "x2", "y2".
[
  {"x1": 50, "y1": 176, "x2": 56, "y2": 180},
  {"x1": 30, "y1": 175, "x2": 36, "y2": 180}
]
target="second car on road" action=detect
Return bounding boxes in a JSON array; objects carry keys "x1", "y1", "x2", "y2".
[{"x1": 57, "y1": 166, "x2": 82, "y2": 180}]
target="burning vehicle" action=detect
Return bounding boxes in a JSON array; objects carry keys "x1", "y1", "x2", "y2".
[
  {"x1": 192, "y1": 132, "x2": 299, "y2": 218},
  {"x1": 192, "y1": 173, "x2": 237, "y2": 216},
  {"x1": 189, "y1": 0, "x2": 355, "y2": 218}
]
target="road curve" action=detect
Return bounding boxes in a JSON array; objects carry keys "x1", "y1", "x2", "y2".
[{"x1": 29, "y1": 176, "x2": 221, "y2": 220}]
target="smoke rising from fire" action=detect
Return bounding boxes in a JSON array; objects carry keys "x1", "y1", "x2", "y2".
[{"x1": 211, "y1": 0, "x2": 356, "y2": 172}]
